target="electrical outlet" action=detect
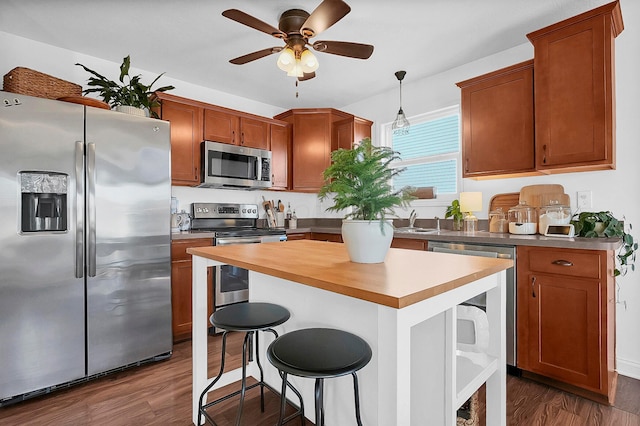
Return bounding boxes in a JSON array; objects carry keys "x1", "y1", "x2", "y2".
[{"x1": 577, "y1": 190, "x2": 592, "y2": 210}]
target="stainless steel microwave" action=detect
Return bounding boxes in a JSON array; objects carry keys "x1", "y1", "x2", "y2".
[{"x1": 199, "y1": 141, "x2": 272, "y2": 189}]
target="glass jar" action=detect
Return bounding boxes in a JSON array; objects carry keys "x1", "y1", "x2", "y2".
[
  {"x1": 508, "y1": 201, "x2": 538, "y2": 234},
  {"x1": 538, "y1": 200, "x2": 571, "y2": 235},
  {"x1": 489, "y1": 208, "x2": 509, "y2": 233}
]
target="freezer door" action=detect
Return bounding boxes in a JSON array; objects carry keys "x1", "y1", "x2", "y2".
[
  {"x1": 85, "y1": 108, "x2": 172, "y2": 375},
  {"x1": 0, "y1": 92, "x2": 85, "y2": 400}
]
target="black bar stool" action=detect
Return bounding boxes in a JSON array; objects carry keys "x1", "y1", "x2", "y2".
[
  {"x1": 198, "y1": 302, "x2": 303, "y2": 426},
  {"x1": 267, "y1": 328, "x2": 373, "y2": 426}
]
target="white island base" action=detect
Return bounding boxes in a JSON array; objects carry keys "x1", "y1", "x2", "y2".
[{"x1": 189, "y1": 241, "x2": 508, "y2": 425}]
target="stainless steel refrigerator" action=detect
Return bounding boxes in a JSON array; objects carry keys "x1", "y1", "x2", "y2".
[{"x1": 0, "y1": 91, "x2": 172, "y2": 404}]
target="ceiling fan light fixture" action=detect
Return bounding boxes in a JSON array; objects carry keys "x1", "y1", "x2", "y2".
[
  {"x1": 286, "y1": 59, "x2": 304, "y2": 77},
  {"x1": 300, "y1": 49, "x2": 319, "y2": 73},
  {"x1": 392, "y1": 70, "x2": 410, "y2": 135},
  {"x1": 277, "y1": 47, "x2": 296, "y2": 72}
]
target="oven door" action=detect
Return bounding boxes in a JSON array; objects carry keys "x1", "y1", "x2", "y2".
[
  {"x1": 213, "y1": 234, "x2": 286, "y2": 308},
  {"x1": 214, "y1": 236, "x2": 260, "y2": 308}
]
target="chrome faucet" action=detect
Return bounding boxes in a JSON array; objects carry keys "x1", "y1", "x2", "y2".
[
  {"x1": 409, "y1": 210, "x2": 417, "y2": 228},
  {"x1": 435, "y1": 216, "x2": 440, "y2": 232}
]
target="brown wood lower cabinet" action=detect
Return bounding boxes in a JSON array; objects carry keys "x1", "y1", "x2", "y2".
[
  {"x1": 391, "y1": 238, "x2": 427, "y2": 251},
  {"x1": 286, "y1": 232, "x2": 310, "y2": 241},
  {"x1": 516, "y1": 246, "x2": 616, "y2": 404},
  {"x1": 171, "y1": 238, "x2": 213, "y2": 342},
  {"x1": 310, "y1": 232, "x2": 343, "y2": 243}
]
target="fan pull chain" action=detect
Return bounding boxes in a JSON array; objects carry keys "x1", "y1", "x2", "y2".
[{"x1": 296, "y1": 80, "x2": 299, "y2": 98}]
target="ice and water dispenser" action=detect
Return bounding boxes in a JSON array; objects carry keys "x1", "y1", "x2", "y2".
[{"x1": 20, "y1": 172, "x2": 68, "y2": 232}]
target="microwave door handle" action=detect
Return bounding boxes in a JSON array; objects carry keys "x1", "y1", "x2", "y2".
[
  {"x1": 75, "y1": 141, "x2": 84, "y2": 278},
  {"x1": 255, "y1": 158, "x2": 261, "y2": 181}
]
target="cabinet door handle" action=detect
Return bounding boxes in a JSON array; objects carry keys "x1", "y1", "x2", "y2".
[
  {"x1": 552, "y1": 259, "x2": 573, "y2": 267},
  {"x1": 241, "y1": 132, "x2": 244, "y2": 145},
  {"x1": 465, "y1": 158, "x2": 469, "y2": 173},
  {"x1": 542, "y1": 144, "x2": 547, "y2": 164},
  {"x1": 531, "y1": 276, "x2": 536, "y2": 298},
  {"x1": 232, "y1": 130, "x2": 236, "y2": 144}
]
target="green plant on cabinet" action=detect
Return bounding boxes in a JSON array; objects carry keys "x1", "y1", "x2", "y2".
[
  {"x1": 76, "y1": 55, "x2": 174, "y2": 117},
  {"x1": 571, "y1": 211, "x2": 637, "y2": 277}
]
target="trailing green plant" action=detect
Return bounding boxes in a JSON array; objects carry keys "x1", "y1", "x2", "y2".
[
  {"x1": 318, "y1": 138, "x2": 415, "y2": 226},
  {"x1": 76, "y1": 55, "x2": 174, "y2": 118},
  {"x1": 571, "y1": 211, "x2": 637, "y2": 277}
]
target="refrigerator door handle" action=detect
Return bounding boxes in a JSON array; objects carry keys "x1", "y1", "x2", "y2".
[
  {"x1": 75, "y1": 141, "x2": 84, "y2": 278},
  {"x1": 87, "y1": 142, "x2": 97, "y2": 277}
]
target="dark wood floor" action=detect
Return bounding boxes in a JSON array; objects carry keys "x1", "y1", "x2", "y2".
[{"x1": 1, "y1": 333, "x2": 639, "y2": 425}]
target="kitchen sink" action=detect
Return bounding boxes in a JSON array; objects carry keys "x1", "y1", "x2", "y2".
[{"x1": 395, "y1": 227, "x2": 439, "y2": 234}]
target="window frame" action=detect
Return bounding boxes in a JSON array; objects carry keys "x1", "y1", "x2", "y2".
[{"x1": 382, "y1": 105, "x2": 462, "y2": 207}]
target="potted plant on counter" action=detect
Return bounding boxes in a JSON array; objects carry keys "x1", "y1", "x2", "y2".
[
  {"x1": 318, "y1": 138, "x2": 415, "y2": 263},
  {"x1": 571, "y1": 211, "x2": 637, "y2": 276},
  {"x1": 445, "y1": 199, "x2": 464, "y2": 231},
  {"x1": 75, "y1": 55, "x2": 174, "y2": 117}
]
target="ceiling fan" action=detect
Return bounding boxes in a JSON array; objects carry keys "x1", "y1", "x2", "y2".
[{"x1": 222, "y1": 0, "x2": 374, "y2": 81}]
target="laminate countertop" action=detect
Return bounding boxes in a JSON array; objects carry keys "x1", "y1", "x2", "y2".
[
  {"x1": 186, "y1": 239, "x2": 512, "y2": 309},
  {"x1": 173, "y1": 226, "x2": 621, "y2": 250}
]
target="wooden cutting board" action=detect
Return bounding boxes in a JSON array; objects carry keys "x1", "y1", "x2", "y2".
[
  {"x1": 488, "y1": 192, "x2": 520, "y2": 214},
  {"x1": 519, "y1": 184, "x2": 570, "y2": 207}
]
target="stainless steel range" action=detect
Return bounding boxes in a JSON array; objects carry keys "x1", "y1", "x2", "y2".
[{"x1": 191, "y1": 203, "x2": 286, "y2": 315}]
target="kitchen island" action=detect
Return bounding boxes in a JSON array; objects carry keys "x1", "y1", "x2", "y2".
[{"x1": 188, "y1": 240, "x2": 513, "y2": 425}]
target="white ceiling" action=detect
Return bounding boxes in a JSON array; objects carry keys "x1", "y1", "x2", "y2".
[{"x1": 0, "y1": 0, "x2": 611, "y2": 109}]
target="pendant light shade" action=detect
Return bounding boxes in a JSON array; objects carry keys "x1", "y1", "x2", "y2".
[{"x1": 392, "y1": 70, "x2": 410, "y2": 136}]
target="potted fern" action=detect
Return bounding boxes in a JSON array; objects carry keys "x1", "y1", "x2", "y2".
[
  {"x1": 318, "y1": 138, "x2": 414, "y2": 263},
  {"x1": 76, "y1": 55, "x2": 174, "y2": 117}
]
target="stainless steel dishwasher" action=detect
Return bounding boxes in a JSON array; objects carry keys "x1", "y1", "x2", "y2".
[{"x1": 427, "y1": 241, "x2": 518, "y2": 372}]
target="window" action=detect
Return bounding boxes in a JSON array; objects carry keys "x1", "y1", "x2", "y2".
[{"x1": 384, "y1": 105, "x2": 461, "y2": 202}]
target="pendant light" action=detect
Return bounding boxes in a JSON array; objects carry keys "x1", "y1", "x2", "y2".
[{"x1": 392, "y1": 70, "x2": 410, "y2": 136}]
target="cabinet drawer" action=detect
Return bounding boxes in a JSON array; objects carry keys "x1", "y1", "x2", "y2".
[
  {"x1": 391, "y1": 238, "x2": 427, "y2": 250},
  {"x1": 171, "y1": 238, "x2": 213, "y2": 261},
  {"x1": 526, "y1": 248, "x2": 601, "y2": 279}
]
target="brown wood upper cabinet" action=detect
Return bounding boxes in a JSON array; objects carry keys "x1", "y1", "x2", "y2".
[
  {"x1": 203, "y1": 109, "x2": 270, "y2": 150},
  {"x1": 457, "y1": 60, "x2": 535, "y2": 178},
  {"x1": 153, "y1": 93, "x2": 203, "y2": 186},
  {"x1": 270, "y1": 121, "x2": 291, "y2": 190},
  {"x1": 457, "y1": 1, "x2": 623, "y2": 178},
  {"x1": 274, "y1": 108, "x2": 372, "y2": 192},
  {"x1": 154, "y1": 92, "x2": 288, "y2": 186},
  {"x1": 516, "y1": 246, "x2": 616, "y2": 404},
  {"x1": 527, "y1": 1, "x2": 622, "y2": 172}
]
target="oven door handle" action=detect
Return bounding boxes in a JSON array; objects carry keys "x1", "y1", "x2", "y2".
[{"x1": 216, "y1": 236, "x2": 264, "y2": 246}]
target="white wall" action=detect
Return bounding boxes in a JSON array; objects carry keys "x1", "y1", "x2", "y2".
[
  {"x1": 342, "y1": 2, "x2": 640, "y2": 378},
  {"x1": 2, "y1": 2, "x2": 639, "y2": 376}
]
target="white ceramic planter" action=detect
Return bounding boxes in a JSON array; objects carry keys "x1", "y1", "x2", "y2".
[
  {"x1": 114, "y1": 105, "x2": 148, "y2": 117},
  {"x1": 341, "y1": 219, "x2": 394, "y2": 264}
]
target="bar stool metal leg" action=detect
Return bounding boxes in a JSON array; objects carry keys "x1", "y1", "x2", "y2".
[
  {"x1": 315, "y1": 378, "x2": 324, "y2": 426},
  {"x1": 352, "y1": 372, "x2": 363, "y2": 426},
  {"x1": 198, "y1": 330, "x2": 230, "y2": 426}
]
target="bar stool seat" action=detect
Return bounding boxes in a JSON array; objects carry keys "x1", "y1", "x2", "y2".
[
  {"x1": 198, "y1": 302, "x2": 301, "y2": 426},
  {"x1": 267, "y1": 328, "x2": 372, "y2": 426}
]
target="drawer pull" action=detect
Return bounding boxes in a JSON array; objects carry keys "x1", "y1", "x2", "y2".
[
  {"x1": 552, "y1": 259, "x2": 574, "y2": 267},
  {"x1": 531, "y1": 276, "x2": 536, "y2": 298}
]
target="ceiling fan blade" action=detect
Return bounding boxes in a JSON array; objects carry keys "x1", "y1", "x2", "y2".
[
  {"x1": 312, "y1": 41, "x2": 374, "y2": 59},
  {"x1": 222, "y1": 9, "x2": 286, "y2": 38},
  {"x1": 229, "y1": 47, "x2": 283, "y2": 65},
  {"x1": 298, "y1": 72, "x2": 316, "y2": 82},
  {"x1": 301, "y1": 0, "x2": 351, "y2": 38}
]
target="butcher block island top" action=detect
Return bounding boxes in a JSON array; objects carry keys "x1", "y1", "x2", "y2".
[{"x1": 187, "y1": 239, "x2": 512, "y2": 308}]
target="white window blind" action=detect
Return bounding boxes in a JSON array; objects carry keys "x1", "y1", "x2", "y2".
[{"x1": 387, "y1": 106, "x2": 461, "y2": 196}]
